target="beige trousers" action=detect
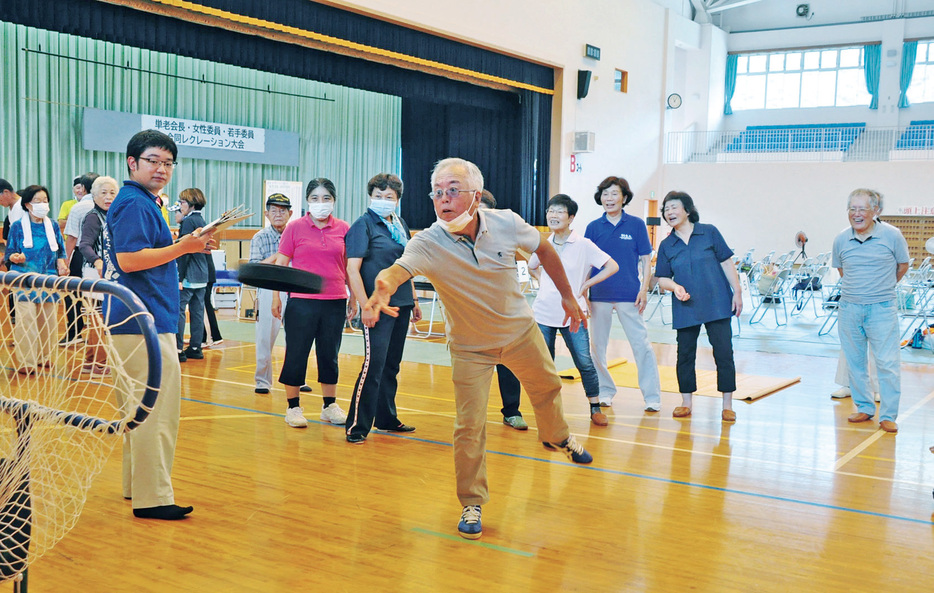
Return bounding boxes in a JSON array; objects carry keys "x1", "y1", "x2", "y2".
[
  {"x1": 112, "y1": 333, "x2": 182, "y2": 509},
  {"x1": 13, "y1": 300, "x2": 56, "y2": 369},
  {"x1": 450, "y1": 323, "x2": 570, "y2": 506}
]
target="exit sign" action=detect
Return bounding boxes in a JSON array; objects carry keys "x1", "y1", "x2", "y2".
[{"x1": 585, "y1": 44, "x2": 601, "y2": 60}]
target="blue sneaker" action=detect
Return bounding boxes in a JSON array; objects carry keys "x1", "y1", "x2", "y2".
[
  {"x1": 457, "y1": 505, "x2": 482, "y2": 539},
  {"x1": 543, "y1": 436, "x2": 593, "y2": 464}
]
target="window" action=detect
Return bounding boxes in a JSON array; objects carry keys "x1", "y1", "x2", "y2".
[
  {"x1": 731, "y1": 46, "x2": 872, "y2": 111},
  {"x1": 614, "y1": 69, "x2": 628, "y2": 93},
  {"x1": 906, "y1": 40, "x2": 934, "y2": 104}
]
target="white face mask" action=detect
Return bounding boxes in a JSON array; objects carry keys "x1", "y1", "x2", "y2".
[
  {"x1": 436, "y1": 198, "x2": 478, "y2": 233},
  {"x1": 369, "y1": 198, "x2": 398, "y2": 219},
  {"x1": 30, "y1": 202, "x2": 51, "y2": 219},
  {"x1": 307, "y1": 201, "x2": 334, "y2": 220}
]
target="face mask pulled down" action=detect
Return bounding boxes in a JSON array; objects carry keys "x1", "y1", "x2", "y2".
[{"x1": 436, "y1": 197, "x2": 478, "y2": 233}]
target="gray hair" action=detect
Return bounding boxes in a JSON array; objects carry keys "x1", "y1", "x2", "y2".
[
  {"x1": 91, "y1": 176, "x2": 119, "y2": 196},
  {"x1": 430, "y1": 158, "x2": 484, "y2": 193},
  {"x1": 847, "y1": 188, "x2": 883, "y2": 212}
]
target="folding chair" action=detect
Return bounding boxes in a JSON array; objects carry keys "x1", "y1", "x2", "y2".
[
  {"x1": 749, "y1": 268, "x2": 791, "y2": 326},
  {"x1": 411, "y1": 277, "x2": 445, "y2": 338}
]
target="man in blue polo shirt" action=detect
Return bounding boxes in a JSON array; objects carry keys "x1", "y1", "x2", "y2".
[
  {"x1": 832, "y1": 188, "x2": 909, "y2": 434},
  {"x1": 103, "y1": 129, "x2": 215, "y2": 519},
  {"x1": 584, "y1": 176, "x2": 662, "y2": 412}
]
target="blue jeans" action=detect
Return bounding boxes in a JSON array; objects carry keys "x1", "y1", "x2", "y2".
[
  {"x1": 838, "y1": 300, "x2": 901, "y2": 422},
  {"x1": 537, "y1": 323, "x2": 600, "y2": 400}
]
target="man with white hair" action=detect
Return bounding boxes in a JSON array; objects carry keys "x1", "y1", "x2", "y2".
[
  {"x1": 832, "y1": 188, "x2": 909, "y2": 434},
  {"x1": 364, "y1": 157, "x2": 593, "y2": 540}
]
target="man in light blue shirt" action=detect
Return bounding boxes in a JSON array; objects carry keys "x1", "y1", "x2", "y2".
[{"x1": 831, "y1": 188, "x2": 909, "y2": 434}]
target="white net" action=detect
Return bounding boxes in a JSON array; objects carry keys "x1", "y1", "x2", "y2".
[{"x1": 0, "y1": 272, "x2": 160, "y2": 581}]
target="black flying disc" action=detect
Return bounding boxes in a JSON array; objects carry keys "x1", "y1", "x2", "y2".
[{"x1": 237, "y1": 263, "x2": 323, "y2": 294}]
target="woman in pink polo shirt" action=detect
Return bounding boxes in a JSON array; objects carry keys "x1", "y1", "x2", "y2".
[{"x1": 272, "y1": 178, "x2": 356, "y2": 428}]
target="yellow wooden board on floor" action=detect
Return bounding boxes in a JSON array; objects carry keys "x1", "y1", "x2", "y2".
[
  {"x1": 558, "y1": 357, "x2": 627, "y2": 380},
  {"x1": 560, "y1": 361, "x2": 800, "y2": 400}
]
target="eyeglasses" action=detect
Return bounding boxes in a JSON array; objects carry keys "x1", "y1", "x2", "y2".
[
  {"x1": 138, "y1": 156, "x2": 177, "y2": 170},
  {"x1": 546, "y1": 209, "x2": 568, "y2": 216},
  {"x1": 847, "y1": 207, "x2": 873, "y2": 215},
  {"x1": 429, "y1": 188, "x2": 476, "y2": 201}
]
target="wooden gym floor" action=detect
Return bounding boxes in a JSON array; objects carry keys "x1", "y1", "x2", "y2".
[{"x1": 22, "y1": 313, "x2": 934, "y2": 593}]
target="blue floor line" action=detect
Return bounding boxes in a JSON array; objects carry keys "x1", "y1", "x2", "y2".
[{"x1": 181, "y1": 396, "x2": 934, "y2": 527}]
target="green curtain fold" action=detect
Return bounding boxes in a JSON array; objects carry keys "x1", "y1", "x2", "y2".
[{"x1": 0, "y1": 21, "x2": 401, "y2": 227}]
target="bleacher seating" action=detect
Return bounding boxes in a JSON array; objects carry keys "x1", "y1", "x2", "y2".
[
  {"x1": 724, "y1": 123, "x2": 865, "y2": 153},
  {"x1": 894, "y1": 120, "x2": 934, "y2": 150}
]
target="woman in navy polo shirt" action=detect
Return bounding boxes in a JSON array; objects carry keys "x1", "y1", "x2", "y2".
[
  {"x1": 344, "y1": 173, "x2": 421, "y2": 444},
  {"x1": 654, "y1": 191, "x2": 743, "y2": 422}
]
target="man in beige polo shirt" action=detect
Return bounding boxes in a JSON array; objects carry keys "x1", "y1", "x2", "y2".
[{"x1": 364, "y1": 157, "x2": 593, "y2": 540}]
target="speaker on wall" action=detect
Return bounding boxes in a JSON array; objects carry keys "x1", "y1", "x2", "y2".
[{"x1": 577, "y1": 70, "x2": 592, "y2": 99}]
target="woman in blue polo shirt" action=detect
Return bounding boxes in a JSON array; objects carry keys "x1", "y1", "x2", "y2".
[
  {"x1": 344, "y1": 173, "x2": 421, "y2": 444},
  {"x1": 654, "y1": 191, "x2": 743, "y2": 422}
]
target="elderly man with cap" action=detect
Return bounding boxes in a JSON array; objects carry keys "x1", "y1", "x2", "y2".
[{"x1": 250, "y1": 193, "x2": 301, "y2": 395}]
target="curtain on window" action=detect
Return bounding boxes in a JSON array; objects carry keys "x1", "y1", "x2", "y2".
[
  {"x1": 899, "y1": 41, "x2": 919, "y2": 108},
  {"x1": 863, "y1": 44, "x2": 881, "y2": 109},
  {"x1": 723, "y1": 54, "x2": 738, "y2": 115}
]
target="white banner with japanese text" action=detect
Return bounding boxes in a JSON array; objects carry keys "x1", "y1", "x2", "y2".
[{"x1": 141, "y1": 115, "x2": 265, "y2": 153}]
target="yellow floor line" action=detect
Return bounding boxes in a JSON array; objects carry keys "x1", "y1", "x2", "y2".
[{"x1": 833, "y1": 387, "x2": 934, "y2": 471}]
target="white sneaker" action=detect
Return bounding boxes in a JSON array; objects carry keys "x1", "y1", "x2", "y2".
[
  {"x1": 320, "y1": 403, "x2": 347, "y2": 425},
  {"x1": 830, "y1": 387, "x2": 851, "y2": 399},
  {"x1": 285, "y1": 407, "x2": 308, "y2": 428},
  {"x1": 644, "y1": 403, "x2": 661, "y2": 412}
]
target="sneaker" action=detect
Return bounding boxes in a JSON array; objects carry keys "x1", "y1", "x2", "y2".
[
  {"x1": 178, "y1": 351, "x2": 187, "y2": 363},
  {"x1": 346, "y1": 433, "x2": 366, "y2": 444},
  {"x1": 503, "y1": 416, "x2": 529, "y2": 431},
  {"x1": 285, "y1": 406, "x2": 308, "y2": 428},
  {"x1": 183, "y1": 347, "x2": 204, "y2": 360},
  {"x1": 58, "y1": 336, "x2": 82, "y2": 347},
  {"x1": 598, "y1": 400, "x2": 613, "y2": 407},
  {"x1": 457, "y1": 505, "x2": 482, "y2": 539},
  {"x1": 81, "y1": 363, "x2": 110, "y2": 376},
  {"x1": 211, "y1": 338, "x2": 224, "y2": 346},
  {"x1": 254, "y1": 387, "x2": 270, "y2": 395},
  {"x1": 830, "y1": 387, "x2": 851, "y2": 399},
  {"x1": 320, "y1": 403, "x2": 347, "y2": 425},
  {"x1": 543, "y1": 435, "x2": 593, "y2": 464},
  {"x1": 299, "y1": 384, "x2": 313, "y2": 393},
  {"x1": 644, "y1": 404, "x2": 661, "y2": 412}
]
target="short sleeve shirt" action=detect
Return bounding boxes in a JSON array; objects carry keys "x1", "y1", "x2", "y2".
[
  {"x1": 345, "y1": 209, "x2": 414, "y2": 307},
  {"x1": 584, "y1": 212, "x2": 653, "y2": 303},
  {"x1": 395, "y1": 208, "x2": 541, "y2": 350},
  {"x1": 278, "y1": 214, "x2": 349, "y2": 300},
  {"x1": 250, "y1": 224, "x2": 283, "y2": 263},
  {"x1": 5, "y1": 218, "x2": 66, "y2": 303},
  {"x1": 57, "y1": 198, "x2": 78, "y2": 221},
  {"x1": 64, "y1": 197, "x2": 95, "y2": 239},
  {"x1": 655, "y1": 223, "x2": 735, "y2": 329},
  {"x1": 103, "y1": 180, "x2": 179, "y2": 334},
  {"x1": 832, "y1": 221, "x2": 909, "y2": 304},
  {"x1": 529, "y1": 231, "x2": 611, "y2": 327}
]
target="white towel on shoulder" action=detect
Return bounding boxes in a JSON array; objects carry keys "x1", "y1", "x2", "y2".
[{"x1": 21, "y1": 215, "x2": 59, "y2": 252}]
